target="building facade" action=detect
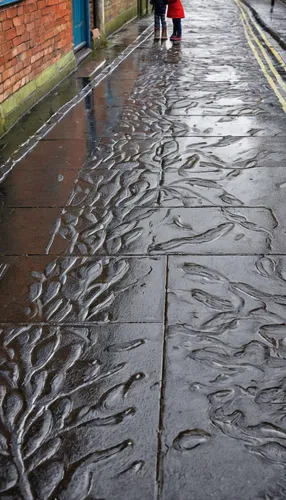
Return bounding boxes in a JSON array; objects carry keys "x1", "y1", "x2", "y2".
[{"x1": 0, "y1": 0, "x2": 148, "y2": 136}]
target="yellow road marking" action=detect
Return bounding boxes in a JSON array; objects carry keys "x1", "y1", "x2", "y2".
[
  {"x1": 233, "y1": 0, "x2": 286, "y2": 112},
  {"x1": 239, "y1": 0, "x2": 286, "y2": 71},
  {"x1": 236, "y1": 0, "x2": 286, "y2": 92}
]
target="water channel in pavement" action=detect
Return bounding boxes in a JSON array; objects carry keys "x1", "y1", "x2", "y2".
[{"x1": 0, "y1": 0, "x2": 286, "y2": 498}]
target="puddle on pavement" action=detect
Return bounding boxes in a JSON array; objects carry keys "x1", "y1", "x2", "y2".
[{"x1": 0, "y1": 16, "x2": 152, "y2": 167}]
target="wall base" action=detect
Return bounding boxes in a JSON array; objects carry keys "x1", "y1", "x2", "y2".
[
  {"x1": 105, "y1": 5, "x2": 138, "y2": 36},
  {"x1": 0, "y1": 51, "x2": 76, "y2": 137}
]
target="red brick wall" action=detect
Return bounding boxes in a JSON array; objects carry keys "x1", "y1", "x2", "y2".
[
  {"x1": 89, "y1": 0, "x2": 94, "y2": 28},
  {"x1": 0, "y1": 0, "x2": 73, "y2": 104}
]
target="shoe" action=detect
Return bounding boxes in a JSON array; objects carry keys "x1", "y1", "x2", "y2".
[
  {"x1": 161, "y1": 28, "x2": 168, "y2": 40},
  {"x1": 170, "y1": 34, "x2": 176, "y2": 40},
  {"x1": 172, "y1": 35, "x2": 182, "y2": 41},
  {"x1": 154, "y1": 28, "x2": 160, "y2": 40}
]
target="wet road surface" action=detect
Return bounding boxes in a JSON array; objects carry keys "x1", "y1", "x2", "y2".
[
  {"x1": 245, "y1": 0, "x2": 286, "y2": 45},
  {"x1": 0, "y1": 0, "x2": 286, "y2": 498}
]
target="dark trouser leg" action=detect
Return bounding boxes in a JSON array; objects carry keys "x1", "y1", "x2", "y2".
[
  {"x1": 172, "y1": 19, "x2": 176, "y2": 36},
  {"x1": 271, "y1": 0, "x2": 275, "y2": 10},
  {"x1": 161, "y1": 13, "x2": 167, "y2": 39},
  {"x1": 173, "y1": 18, "x2": 182, "y2": 37},
  {"x1": 155, "y1": 14, "x2": 160, "y2": 28},
  {"x1": 161, "y1": 14, "x2": 167, "y2": 29}
]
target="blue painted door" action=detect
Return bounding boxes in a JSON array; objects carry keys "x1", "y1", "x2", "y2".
[{"x1": 72, "y1": 0, "x2": 88, "y2": 50}]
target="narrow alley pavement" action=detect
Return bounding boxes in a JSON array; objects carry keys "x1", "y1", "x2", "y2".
[{"x1": 0, "y1": 0, "x2": 286, "y2": 498}]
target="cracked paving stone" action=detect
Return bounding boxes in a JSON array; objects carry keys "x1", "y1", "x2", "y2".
[
  {"x1": 0, "y1": 256, "x2": 165, "y2": 323},
  {"x1": 162, "y1": 255, "x2": 286, "y2": 499},
  {"x1": 0, "y1": 323, "x2": 162, "y2": 499}
]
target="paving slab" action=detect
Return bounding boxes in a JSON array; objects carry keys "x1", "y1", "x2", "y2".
[
  {"x1": 82, "y1": 136, "x2": 163, "y2": 172},
  {"x1": 0, "y1": 208, "x2": 62, "y2": 255},
  {"x1": 161, "y1": 166, "x2": 286, "y2": 211},
  {"x1": 167, "y1": 254, "x2": 286, "y2": 325},
  {"x1": 70, "y1": 169, "x2": 160, "y2": 209},
  {"x1": 0, "y1": 323, "x2": 162, "y2": 500},
  {"x1": 161, "y1": 136, "x2": 286, "y2": 171},
  {"x1": 0, "y1": 168, "x2": 78, "y2": 208},
  {"x1": 62, "y1": 164, "x2": 286, "y2": 214},
  {"x1": 113, "y1": 112, "x2": 286, "y2": 138},
  {"x1": 13, "y1": 139, "x2": 91, "y2": 171},
  {"x1": 165, "y1": 90, "x2": 282, "y2": 116},
  {"x1": 0, "y1": 256, "x2": 165, "y2": 323},
  {"x1": 48, "y1": 206, "x2": 283, "y2": 255},
  {"x1": 45, "y1": 102, "x2": 122, "y2": 142},
  {"x1": 162, "y1": 255, "x2": 286, "y2": 499}
]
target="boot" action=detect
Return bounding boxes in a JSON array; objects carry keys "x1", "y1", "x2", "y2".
[
  {"x1": 161, "y1": 27, "x2": 168, "y2": 40},
  {"x1": 154, "y1": 27, "x2": 160, "y2": 40}
]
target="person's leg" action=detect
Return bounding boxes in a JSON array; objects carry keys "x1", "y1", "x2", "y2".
[
  {"x1": 161, "y1": 14, "x2": 167, "y2": 29},
  {"x1": 176, "y1": 18, "x2": 182, "y2": 38},
  {"x1": 161, "y1": 13, "x2": 167, "y2": 39},
  {"x1": 154, "y1": 14, "x2": 160, "y2": 38},
  {"x1": 170, "y1": 19, "x2": 176, "y2": 38},
  {"x1": 155, "y1": 14, "x2": 160, "y2": 29},
  {"x1": 173, "y1": 19, "x2": 181, "y2": 38},
  {"x1": 173, "y1": 19, "x2": 179, "y2": 35}
]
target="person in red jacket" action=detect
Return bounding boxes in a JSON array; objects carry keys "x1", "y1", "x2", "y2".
[{"x1": 167, "y1": 0, "x2": 185, "y2": 41}]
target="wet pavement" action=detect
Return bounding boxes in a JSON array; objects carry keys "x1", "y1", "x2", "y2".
[
  {"x1": 244, "y1": 0, "x2": 286, "y2": 45},
  {"x1": 0, "y1": 0, "x2": 286, "y2": 498},
  {"x1": 0, "y1": 16, "x2": 152, "y2": 170}
]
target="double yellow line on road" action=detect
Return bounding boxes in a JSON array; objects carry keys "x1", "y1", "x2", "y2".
[{"x1": 234, "y1": 0, "x2": 286, "y2": 112}]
